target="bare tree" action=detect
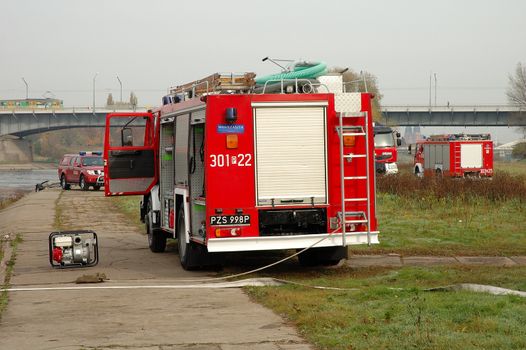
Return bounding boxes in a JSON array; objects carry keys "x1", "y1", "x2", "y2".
[
  {"x1": 507, "y1": 62, "x2": 526, "y2": 106},
  {"x1": 507, "y1": 62, "x2": 526, "y2": 142},
  {"x1": 342, "y1": 69, "x2": 383, "y2": 121}
]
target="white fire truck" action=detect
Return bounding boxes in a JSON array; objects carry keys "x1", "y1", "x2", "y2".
[{"x1": 104, "y1": 64, "x2": 379, "y2": 269}]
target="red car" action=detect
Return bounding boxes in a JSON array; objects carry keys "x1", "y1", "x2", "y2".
[{"x1": 58, "y1": 152, "x2": 104, "y2": 190}]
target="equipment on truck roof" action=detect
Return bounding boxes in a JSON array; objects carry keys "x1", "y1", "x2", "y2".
[{"x1": 427, "y1": 133, "x2": 491, "y2": 141}]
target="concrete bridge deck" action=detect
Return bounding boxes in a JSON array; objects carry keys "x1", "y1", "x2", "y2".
[
  {"x1": 0, "y1": 108, "x2": 145, "y2": 137},
  {"x1": 1, "y1": 105, "x2": 525, "y2": 138},
  {"x1": 381, "y1": 105, "x2": 525, "y2": 126}
]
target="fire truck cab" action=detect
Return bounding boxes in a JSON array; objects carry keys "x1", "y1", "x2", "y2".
[
  {"x1": 413, "y1": 133, "x2": 493, "y2": 177},
  {"x1": 104, "y1": 68, "x2": 378, "y2": 269},
  {"x1": 373, "y1": 124, "x2": 401, "y2": 175}
]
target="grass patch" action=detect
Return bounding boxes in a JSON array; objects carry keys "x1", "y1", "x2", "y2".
[
  {"x1": 247, "y1": 266, "x2": 526, "y2": 350},
  {"x1": 54, "y1": 190, "x2": 64, "y2": 230},
  {"x1": 0, "y1": 191, "x2": 26, "y2": 211},
  {"x1": 494, "y1": 160, "x2": 526, "y2": 176},
  {"x1": 0, "y1": 234, "x2": 22, "y2": 320},
  {"x1": 351, "y1": 193, "x2": 525, "y2": 256},
  {"x1": 377, "y1": 172, "x2": 525, "y2": 202},
  {"x1": 363, "y1": 168, "x2": 526, "y2": 256},
  {"x1": 110, "y1": 195, "x2": 144, "y2": 230}
]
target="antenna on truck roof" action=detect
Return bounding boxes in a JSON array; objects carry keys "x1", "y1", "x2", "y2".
[{"x1": 261, "y1": 57, "x2": 295, "y2": 72}]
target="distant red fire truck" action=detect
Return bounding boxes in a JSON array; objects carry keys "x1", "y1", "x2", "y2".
[
  {"x1": 413, "y1": 134, "x2": 493, "y2": 177},
  {"x1": 374, "y1": 124, "x2": 401, "y2": 175},
  {"x1": 103, "y1": 67, "x2": 378, "y2": 269}
]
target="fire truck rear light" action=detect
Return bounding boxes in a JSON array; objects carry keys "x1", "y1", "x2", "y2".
[
  {"x1": 215, "y1": 227, "x2": 241, "y2": 238},
  {"x1": 226, "y1": 134, "x2": 238, "y2": 149},
  {"x1": 343, "y1": 135, "x2": 355, "y2": 146}
]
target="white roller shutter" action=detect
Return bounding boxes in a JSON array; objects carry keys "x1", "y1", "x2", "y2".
[
  {"x1": 254, "y1": 106, "x2": 327, "y2": 206},
  {"x1": 461, "y1": 143, "x2": 482, "y2": 168}
]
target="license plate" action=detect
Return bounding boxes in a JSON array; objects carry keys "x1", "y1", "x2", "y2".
[{"x1": 210, "y1": 215, "x2": 251, "y2": 226}]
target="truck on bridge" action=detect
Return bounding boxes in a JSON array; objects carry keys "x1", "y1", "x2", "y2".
[{"x1": 103, "y1": 63, "x2": 378, "y2": 269}]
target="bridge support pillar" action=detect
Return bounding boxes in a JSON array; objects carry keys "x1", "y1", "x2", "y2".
[{"x1": 0, "y1": 136, "x2": 33, "y2": 163}]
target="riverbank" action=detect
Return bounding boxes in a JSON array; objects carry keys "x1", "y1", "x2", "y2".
[{"x1": 0, "y1": 166, "x2": 57, "y2": 202}]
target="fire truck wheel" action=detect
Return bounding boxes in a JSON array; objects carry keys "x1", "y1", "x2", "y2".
[
  {"x1": 79, "y1": 175, "x2": 88, "y2": 191},
  {"x1": 177, "y1": 210, "x2": 193, "y2": 270},
  {"x1": 146, "y1": 198, "x2": 166, "y2": 253},
  {"x1": 60, "y1": 174, "x2": 70, "y2": 190},
  {"x1": 93, "y1": 186, "x2": 100, "y2": 191}
]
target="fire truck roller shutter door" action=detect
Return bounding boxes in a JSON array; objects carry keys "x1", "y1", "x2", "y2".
[
  {"x1": 175, "y1": 114, "x2": 190, "y2": 185},
  {"x1": 461, "y1": 144, "x2": 483, "y2": 168},
  {"x1": 253, "y1": 104, "x2": 328, "y2": 206}
]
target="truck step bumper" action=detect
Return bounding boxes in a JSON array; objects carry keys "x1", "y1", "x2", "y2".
[{"x1": 206, "y1": 231, "x2": 379, "y2": 252}]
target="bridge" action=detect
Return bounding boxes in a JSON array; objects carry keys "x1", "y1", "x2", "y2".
[
  {"x1": 1, "y1": 105, "x2": 525, "y2": 138},
  {"x1": 0, "y1": 108, "x2": 146, "y2": 137},
  {"x1": 381, "y1": 105, "x2": 525, "y2": 126}
]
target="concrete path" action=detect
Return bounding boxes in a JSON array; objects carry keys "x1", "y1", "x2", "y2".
[
  {"x1": 0, "y1": 190, "x2": 311, "y2": 350},
  {"x1": 347, "y1": 254, "x2": 526, "y2": 268}
]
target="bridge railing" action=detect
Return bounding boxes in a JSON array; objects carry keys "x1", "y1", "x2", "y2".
[{"x1": 0, "y1": 106, "x2": 148, "y2": 113}]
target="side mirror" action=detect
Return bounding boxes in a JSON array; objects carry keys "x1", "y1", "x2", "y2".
[
  {"x1": 396, "y1": 132, "x2": 401, "y2": 138},
  {"x1": 121, "y1": 127, "x2": 133, "y2": 146},
  {"x1": 397, "y1": 139, "x2": 402, "y2": 147}
]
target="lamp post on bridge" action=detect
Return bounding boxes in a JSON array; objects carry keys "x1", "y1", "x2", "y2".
[
  {"x1": 434, "y1": 73, "x2": 437, "y2": 107},
  {"x1": 92, "y1": 72, "x2": 99, "y2": 113},
  {"x1": 22, "y1": 78, "x2": 28, "y2": 99},
  {"x1": 116, "y1": 76, "x2": 123, "y2": 103}
]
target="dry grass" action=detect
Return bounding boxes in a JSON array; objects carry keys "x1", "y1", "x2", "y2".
[
  {"x1": 0, "y1": 190, "x2": 26, "y2": 211},
  {"x1": 0, "y1": 234, "x2": 22, "y2": 320},
  {"x1": 377, "y1": 172, "x2": 526, "y2": 203}
]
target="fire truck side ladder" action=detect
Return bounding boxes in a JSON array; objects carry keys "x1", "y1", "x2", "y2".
[
  {"x1": 453, "y1": 143, "x2": 461, "y2": 169},
  {"x1": 337, "y1": 111, "x2": 372, "y2": 246}
]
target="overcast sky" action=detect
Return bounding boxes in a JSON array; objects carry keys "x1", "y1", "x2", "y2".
[{"x1": 1, "y1": 0, "x2": 525, "y2": 140}]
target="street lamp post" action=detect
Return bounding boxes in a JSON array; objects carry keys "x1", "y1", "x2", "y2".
[
  {"x1": 22, "y1": 78, "x2": 28, "y2": 99},
  {"x1": 92, "y1": 72, "x2": 99, "y2": 112},
  {"x1": 116, "y1": 76, "x2": 123, "y2": 103},
  {"x1": 434, "y1": 73, "x2": 437, "y2": 107},
  {"x1": 428, "y1": 72, "x2": 432, "y2": 108}
]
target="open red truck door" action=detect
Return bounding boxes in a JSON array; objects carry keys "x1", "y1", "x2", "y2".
[{"x1": 104, "y1": 112, "x2": 158, "y2": 196}]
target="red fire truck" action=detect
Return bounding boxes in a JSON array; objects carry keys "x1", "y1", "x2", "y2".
[
  {"x1": 103, "y1": 70, "x2": 378, "y2": 269},
  {"x1": 413, "y1": 134, "x2": 493, "y2": 177},
  {"x1": 374, "y1": 124, "x2": 401, "y2": 175}
]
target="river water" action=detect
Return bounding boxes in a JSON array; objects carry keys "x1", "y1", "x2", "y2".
[{"x1": 0, "y1": 169, "x2": 58, "y2": 200}]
